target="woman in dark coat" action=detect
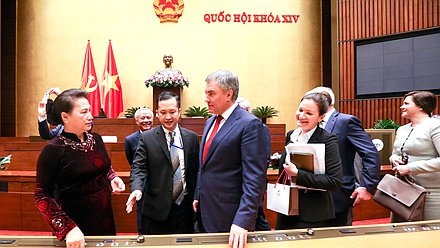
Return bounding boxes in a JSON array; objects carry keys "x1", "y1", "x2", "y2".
[
  {"x1": 276, "y1": 92, "x2": 342, "y2": 229},
  {"x1": 35, "y1": 89, "x2": 125, "y2": 248}
]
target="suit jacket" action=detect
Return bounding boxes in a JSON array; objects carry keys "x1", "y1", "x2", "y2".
[
  {"x1": 124, "y1": 131, "x2": 141, "y2": 166},
  {"x1": 195, "y1": 106, "x2": 267, "y2": 232},
  {"x1": 263, "y1": 124, "x2": 271, "y2": 165},
  {"x1": 277, "y1": 127, "x2": 343, "y2": 224},
  {"x1": 38, "y1": 120, "x2": 63, "y2": 140},
  {"x1": 130, "y1": 125, "x2": 199, "y2": 221},
  {"x1": 325, "y1": 111, "x2": 380, "y2": 213}
]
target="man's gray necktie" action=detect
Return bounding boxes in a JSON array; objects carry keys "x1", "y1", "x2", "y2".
[{"x1": 169, "y1": 131, "x2": 184, "y2": 205}]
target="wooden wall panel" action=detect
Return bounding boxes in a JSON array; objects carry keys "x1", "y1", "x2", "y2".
[{"x1": 338, "y1": 0, "x2": 440, "y2": 128}]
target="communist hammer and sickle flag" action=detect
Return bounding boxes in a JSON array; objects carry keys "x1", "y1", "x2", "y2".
[{"x1": 80, "y1": 40, "x2": 102, "y2": 117}]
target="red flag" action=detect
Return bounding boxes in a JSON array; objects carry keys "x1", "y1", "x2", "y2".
[
  {"x1": 101, "y1": 40, "x2": 124, "y2": 118},
  {"x1": 80, "y1": 40, "x2": 101, "y2": 117}
]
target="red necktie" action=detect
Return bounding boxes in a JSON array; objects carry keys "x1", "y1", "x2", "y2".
[{"x1": 202, "y1": 115, "x2": 223, "y2": 164}]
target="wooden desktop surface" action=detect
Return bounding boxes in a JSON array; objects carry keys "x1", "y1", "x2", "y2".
[{"x1": 1, "y1": 221, "x2": 439, "y2": 247}]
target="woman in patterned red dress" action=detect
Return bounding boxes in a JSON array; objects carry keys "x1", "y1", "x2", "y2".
[{"x1": 35, "y1": 89, "x2": 125, "y2": 248}]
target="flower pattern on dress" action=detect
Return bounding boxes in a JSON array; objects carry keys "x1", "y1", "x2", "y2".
[{"x1": 59, "y1": 132, "x2": 95, "y2": 152}]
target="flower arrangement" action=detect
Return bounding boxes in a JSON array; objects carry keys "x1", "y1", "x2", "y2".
[{"x1": 144, "y1": 70, "x2": 189, "y2": 88}]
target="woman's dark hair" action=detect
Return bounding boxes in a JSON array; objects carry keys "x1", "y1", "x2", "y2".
[
  {"x1": 301, "y1": 92, "x2": 329, "y2": 116},
  {"x1": 405, "y1": 91, "x2": 437, "y2": 117},
  {"x1": 156, "y1": 91, "x2": 180, "y2": 108},
  {"x1": 47, "y1": 88, "x2": 88, "y2": 125}
]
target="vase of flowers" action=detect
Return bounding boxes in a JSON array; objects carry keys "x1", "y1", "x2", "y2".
[
  {"x1": 144, "y1": 70, "x2": 189, "y2": 88},
  {"x1": 145, "y1": 69, "x2": 189, "y2": 110}
]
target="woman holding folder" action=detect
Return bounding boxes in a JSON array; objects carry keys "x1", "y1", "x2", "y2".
[{"x1": 276, "y1": 92, "x2": 343, "y2": 229}]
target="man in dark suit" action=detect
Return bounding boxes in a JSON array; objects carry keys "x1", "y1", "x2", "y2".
[
  {"x1": 124, "y1": 107, "x2": 153, "y2": 235},
  {"x1": 193, "y1": 70, "x2": 267, "y2": 248},
  {"x1": 307, "y1": 87, "x2": 380, "y2": 226},
  {"x1": 236, "y1": 97, "x2": 271, "y2": 231},
  {"x1": 124, "y1": 108, "x2": 154, "y2": 165},
  {"x1": 126, "y1": 91, "x2": 199, "y2": 234}
]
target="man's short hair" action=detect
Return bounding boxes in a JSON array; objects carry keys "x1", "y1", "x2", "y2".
[
  {"x1": 156, "y1": 91, "x2": 180, "y2": 108},
  {"x1": 205, "y1": 70, "x2": 239, "y2": 101},
  {"x1": 134, "y1": 107, "x2": 153, "y2": 119}
]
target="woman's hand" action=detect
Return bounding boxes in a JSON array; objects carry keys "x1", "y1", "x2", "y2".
[
  {"x1": 65, "y1": 226, "x2": 85, "y2": 248},
  {"x1": 283, "y1": 161, "x2": 298, "y2": 176},
  {"x1": 393, "y1": 164, "x2": 411, "y2": 176},
  {"x1": 111, "y1": 177, "x2": 125, "y2": 194},
  {"x1": 390, "y1": 154, "x2": 406, "y2": 167}
]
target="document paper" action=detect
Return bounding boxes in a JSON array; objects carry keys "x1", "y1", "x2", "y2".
[{"x1": 285, "y1": 143, "x2": 326, "y2": 174}]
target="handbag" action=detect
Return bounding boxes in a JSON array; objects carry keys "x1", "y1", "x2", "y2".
[
  {"x1": 373, "y1": 173, "x2": 428, "y2": 221},
  {"x1": 266, "y1": 169, "x2": 299, "y2": 216}
]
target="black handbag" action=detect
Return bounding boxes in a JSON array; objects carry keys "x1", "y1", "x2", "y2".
[{"x1": 373, "y1": 174, "x2": 428, "y2": 221}]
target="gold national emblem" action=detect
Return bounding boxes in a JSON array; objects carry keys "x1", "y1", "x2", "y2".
[{"x1": 153, "y1": 0, "x2": 184, "y2": 23}]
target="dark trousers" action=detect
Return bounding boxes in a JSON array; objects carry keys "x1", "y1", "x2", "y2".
[
  {"x1": 275, "y1": 214, "x2": 331, "y2": 230},
  {"x1": 195, "y1": 203, "x2": 266, "y2": 233},
  {"x1": 195, "y1": 203, "x2": 206, "y2": 233},
  {"x1": 144, "y1": 196, "x2": 194, "y2": 235},
  {"x1": 136, "y1": 201, "x2": 147, "y2": 234},
  {"x1": 326, "y1": 207, "x2": 353, "y2": 227},
  {"x1": 255, "y1": 203, "x2": 271, "y2": 231}
]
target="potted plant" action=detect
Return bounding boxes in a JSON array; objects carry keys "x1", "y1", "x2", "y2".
[
  {"x1": 184, "y1": 106, "x2": 211, "y2": 118},
  {"x1": 251, "y1": 106, "x2": 279, "y2": 124},
  {"x1": 373, "y1": 119, "x2": 400, "y2": 130},
  {"x1": 124, "y1": 106, "x2": 146, "y2": 118}
]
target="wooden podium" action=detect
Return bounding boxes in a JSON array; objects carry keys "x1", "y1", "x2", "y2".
[{"x1": 152, "y1": 86, "x2": 182, "y2": 111}]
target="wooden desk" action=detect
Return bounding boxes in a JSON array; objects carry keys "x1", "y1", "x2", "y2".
[
  {"x1": 0, "y1": 171, "x2": 135, "y2": 232},
  {"x1": 0, "y1": 141, "x2": 130, "y2": 172},
  {"x1": 1, "y1": 220, "x2": 439, "y2": 247}
]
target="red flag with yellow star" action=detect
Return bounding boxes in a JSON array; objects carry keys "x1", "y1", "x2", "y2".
[
  {"x1": 80, "y1": 40, "x2": 101, "y2": 117},
  {"x1": 101, "y1": 40, "x2": 123, "y2": 118}
]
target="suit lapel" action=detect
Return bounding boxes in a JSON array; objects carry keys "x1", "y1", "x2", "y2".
[
  {"x1": 135, "y1": 131, "x2": 141, "y2": 143},
  {"x1": 325, "y1": 111, "x2": 338, "y2": 133},
  {"x1": 308, "y1": 127, "x2": 323, "y2": 144},
  {"x1": 180, "y1": 127, "x2": 190, "y2": 168},
  {"x1": 155, "y1": 126, "x2": 171, "y2": 163},
  {"x1": 204, "y1": 106, "x2": 241, "y2": 165}
]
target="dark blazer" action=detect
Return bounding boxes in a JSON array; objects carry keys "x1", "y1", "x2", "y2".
[
  {"x1": 325, "y1": 111, "x2": 380, "y2": 213},
  {"x1": 130, "y1": 125, "x2": 199, "y2": 221},
  {"x1": 277, "y1": 127, "x2": 343, "y2": 226},
  {"x1": 124, "y1": 131, "x2": 141, "y2": 166},
  {"x1": 38, "y1": 120, "x2": 63, "y2": 140},
  {"x1": 195, "y1": 106, "x2": 267, "y2": 232}
]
